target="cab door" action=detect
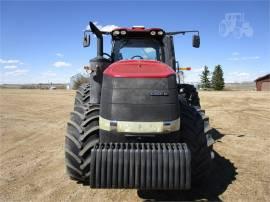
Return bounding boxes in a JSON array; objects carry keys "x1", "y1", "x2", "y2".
[{"x1": 163, "y1": 35, "x2": 176, "y2": 71}]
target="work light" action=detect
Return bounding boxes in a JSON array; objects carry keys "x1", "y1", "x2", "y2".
[
  {"x1": 120, "y1": 30, "x2": 127, "y2": 35},
  {"x1": 113, "y1": 30, "x2": 120, "y2": 36},
  {"x1": 158, "y1": 31, "x2": 164, "y2": 36},
  {"x1": 150, "y1": 31, "x2": 156, "y2": 36}
]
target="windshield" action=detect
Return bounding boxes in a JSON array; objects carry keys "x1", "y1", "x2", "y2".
[{"x1": 112, "y1": 38, "x2": 163, "y2": 61}]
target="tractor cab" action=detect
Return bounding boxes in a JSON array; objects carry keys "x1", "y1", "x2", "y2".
[
  {"x1": 83, "y1": 22, "x2": 200, "y2": 71},
  {"x1": 110, "y1": 27, "x2": 165, "y2": 62}
]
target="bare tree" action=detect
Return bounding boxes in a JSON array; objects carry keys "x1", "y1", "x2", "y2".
[{"x1": 72, "y1": 74, "x2": 89, "y2": 90}]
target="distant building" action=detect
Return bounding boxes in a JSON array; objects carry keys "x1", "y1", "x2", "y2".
[
  {"x1": 49, "y1": 86, "x2": 56, "y2": 90},
  {"x1": 255, "y1": 74, "x2": 270, "y2": 91}
]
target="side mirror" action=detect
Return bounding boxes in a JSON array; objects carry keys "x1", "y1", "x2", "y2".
[
  {"x1": 192, "y1": 35, "x2": 200, "y2": 48},
  {"x1": 83, "y1": 32, "x2": 90, "y2": 47}
]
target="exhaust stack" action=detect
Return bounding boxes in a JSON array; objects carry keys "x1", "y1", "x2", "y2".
[{"x1": 90, "y1": 22, "x2": 103, "y2": 57}]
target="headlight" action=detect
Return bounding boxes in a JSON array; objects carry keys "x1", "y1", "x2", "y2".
[
  {"x1": 120, "y1": 30, "x2": 127, "y2": 35},
  {"x1": 113, "y1": 30, "x2": 120, "y2": 36},
  {"x1": 158, "y1": 31, "x2": 164, "y2": 36},
  {"x1": 150, "y1": 31, "x2": 156, "y2": 36}
]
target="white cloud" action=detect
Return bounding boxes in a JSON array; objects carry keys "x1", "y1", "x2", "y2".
[
  {"x1": 4, "y1": 69, "x2": 29, "y2": 76},
  {"x1": 85, "y1": 22, "x2": 119, "y2": 32},
  {"x1": 3, "y1": 65, "x2": 17, "y2": 69},
  {"x1": 85, "y1": 25, "x2": 90, "y2": 31},
  {"x1": 227, "y1": 52, "x2": 260, "y2": 61},
  {"x1": 53, "y1": 61, "x2": 71, "y2": 68},
  {"x1": 228, "y1": 56, "x2": 260, "y2": 61},
  {"x1": 99, "y1": 24, "x2": 119, "y2": 32},
  {"x1": 0, "y1": 58, "x2": 21, "y2": 64},
  {"x1": 144, "y1": 48, "x2": 155, "y2": 53},
  {"x1": 225, "y1": 71, "x2": 252, "y2": 83},
  {"x1": 56, "y1": 53, "x2": 64, "y2": 57}
]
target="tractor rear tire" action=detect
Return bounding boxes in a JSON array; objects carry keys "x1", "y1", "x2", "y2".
[
  {"x1": 179, "y1": 98, "x2": 212, "y2": 184},
  {"x1": 178, "y1": 84, "x2": 213, "y2": 144},
  {"x1": 65, "y1": 85, "x2": 99, "y2": 182}
]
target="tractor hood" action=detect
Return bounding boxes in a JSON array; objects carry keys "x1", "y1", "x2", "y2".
[
  {"x1": 100, "y1": 59, "x2": 179, "y2": 128},
  {"x1": 104, "y1": 60, "x2": 175, "y2": 78}
]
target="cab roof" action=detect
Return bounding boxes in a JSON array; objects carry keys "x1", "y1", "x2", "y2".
[
  {"x1": 112, "y1": 26, "x2": 164, "y2": 32},
  {"x1": 111, "y1": 26, "x2": 165, "y2": 40}
]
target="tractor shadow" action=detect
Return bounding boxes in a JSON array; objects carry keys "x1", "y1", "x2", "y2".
[
  {"x1": 209, "y1": 128, "x2": 224, "y2": 142},
  {"x1": 138, "y1": 129, "x2": 237, "y2": 202}
]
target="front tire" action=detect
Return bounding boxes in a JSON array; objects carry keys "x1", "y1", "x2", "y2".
[{"x1": 65, "y1": 85, "x2": 99, "y2": 182}]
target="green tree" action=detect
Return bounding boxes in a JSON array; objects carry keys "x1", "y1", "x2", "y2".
[
  {"x1": 212, "y1": 65, "x2": 225, "y2": 90},
  {"x1": 200, "y1": 65, "x2": 211, "y2": 88}
]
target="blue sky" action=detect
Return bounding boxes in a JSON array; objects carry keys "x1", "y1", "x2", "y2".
[{"x1": 0, "y1": 0, "x2": 269, "y2": 84}]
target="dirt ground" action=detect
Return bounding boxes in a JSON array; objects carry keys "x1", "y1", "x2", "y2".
[{"x1": 0, "y1": 89, "x2": 269, "y2": 201}]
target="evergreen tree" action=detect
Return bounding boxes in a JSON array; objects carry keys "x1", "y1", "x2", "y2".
[
  {"x1": 200, "y1": 65, "x2": 211, "y2": 88},
  {"x1": 212, "y1": 65, "x2": 225, "y2": 90}
]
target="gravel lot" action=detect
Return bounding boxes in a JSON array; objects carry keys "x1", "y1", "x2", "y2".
[{"x1": 0, "y1": 89, "x2": 269, "y2": 201}]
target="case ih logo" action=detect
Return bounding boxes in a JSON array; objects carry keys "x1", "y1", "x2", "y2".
[{"x1": 150, "y1": 90, "x2": 169, "y2": 96}]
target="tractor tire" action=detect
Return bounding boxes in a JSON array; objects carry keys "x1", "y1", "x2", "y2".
[
  {"x1": 178, "y1": 84, "x2": 213, "y2": 144},
  {"x1": 65, "y1": 101, "x2": 100, "y2": 182},
  {"x1": 74, "y1": 83, "x2": 91, "y2": 107},
  {"x1": 179, "y1": 98, "x2": 212, "y2": 184},
  {"x1": 178, "y1": 84, "x2": 200, "y2": 107}
]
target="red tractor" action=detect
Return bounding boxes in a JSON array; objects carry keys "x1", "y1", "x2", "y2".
[{"x1": 65, "y1": 22, "x2": 214, "y2": 190}]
